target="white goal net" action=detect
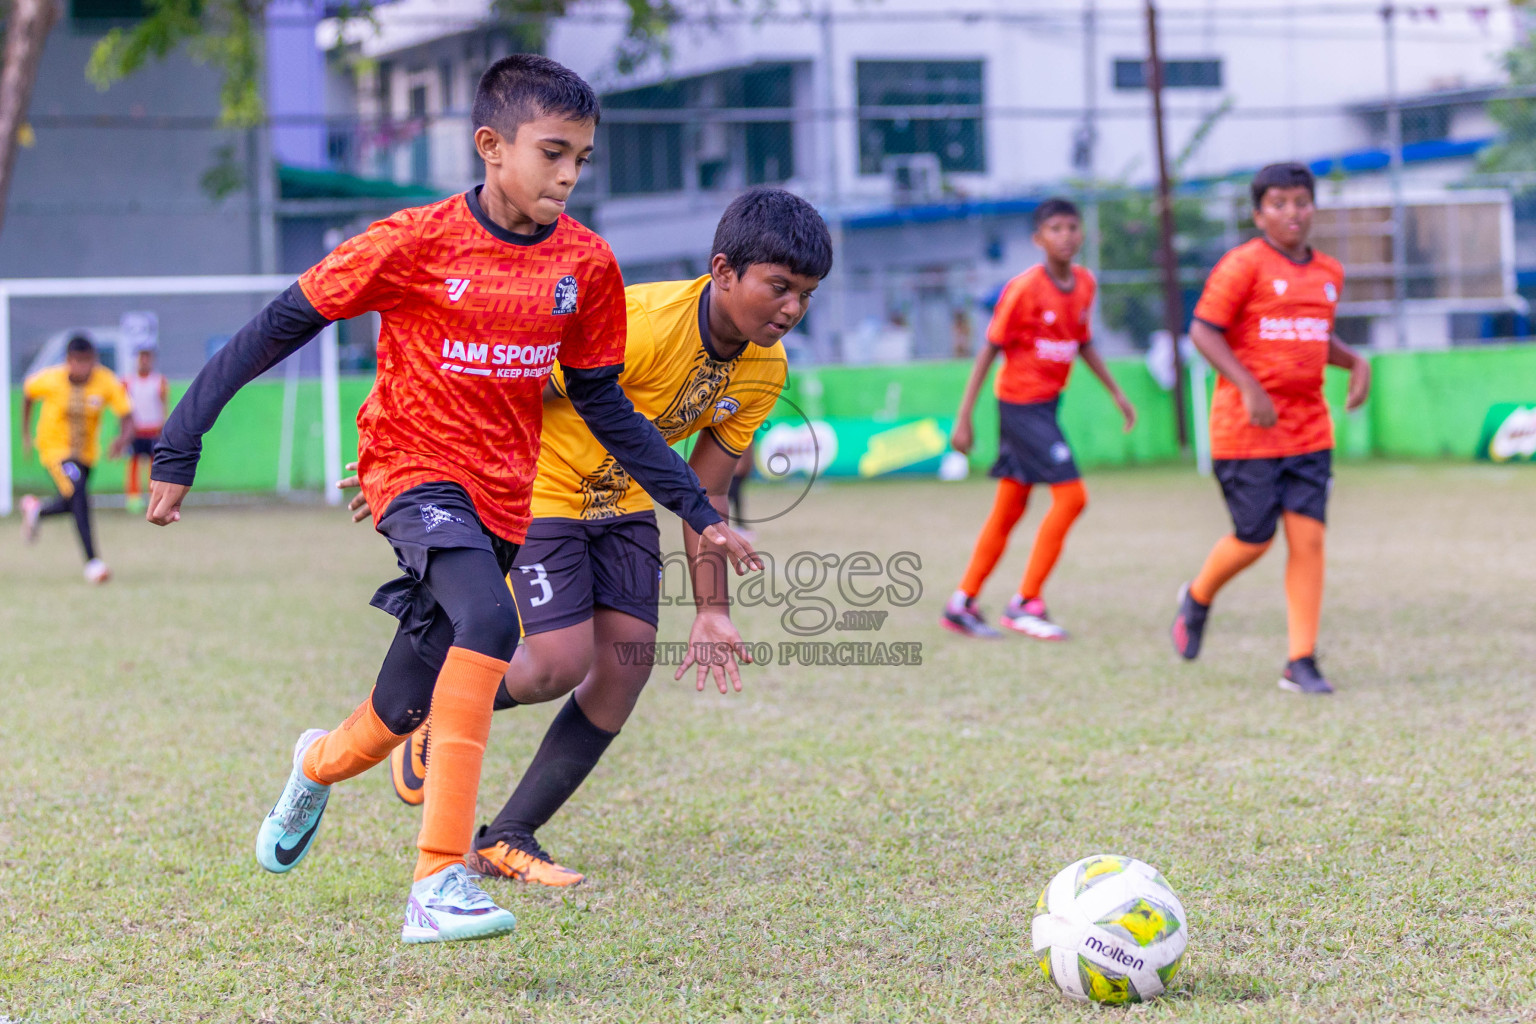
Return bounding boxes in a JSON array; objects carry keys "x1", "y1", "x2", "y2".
[{"x1": 1, "y1": 275, "x2": 346, "y2": 517}]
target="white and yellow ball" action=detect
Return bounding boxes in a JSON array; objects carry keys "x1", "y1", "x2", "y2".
[{"x1": 1031, "y1": 854, "x2": 1188, "y2": 1004}]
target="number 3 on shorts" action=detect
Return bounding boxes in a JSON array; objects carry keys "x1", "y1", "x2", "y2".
[{"x1": 518, "y1": 562, "x2": 553, "y2": 606}]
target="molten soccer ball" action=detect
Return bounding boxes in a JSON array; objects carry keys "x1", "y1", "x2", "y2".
[{"x1": 1031, "y1": 854, "x2": 1188, "y2": 1004}]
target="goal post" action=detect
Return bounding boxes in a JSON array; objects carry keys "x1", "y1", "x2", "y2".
[{"x1": 1, "y1": 275, "x2": 344, "y2": 517}]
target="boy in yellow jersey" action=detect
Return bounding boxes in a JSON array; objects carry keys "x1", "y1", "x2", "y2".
[
  {"x1": 349, "y1": 187, "x2": 832, "y2": 884},
  {"x1": 20, "y1": 335, "x2": 133, "y2": 583}
]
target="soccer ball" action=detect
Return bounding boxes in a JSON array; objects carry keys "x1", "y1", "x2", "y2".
[{"x1": 1031, "y1": 854, "x2": 1188, "y2": 1004}]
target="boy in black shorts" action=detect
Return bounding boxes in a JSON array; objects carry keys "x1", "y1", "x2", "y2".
[{"x1": 348, "y1": 188, "x2": 833, "y2": 884}]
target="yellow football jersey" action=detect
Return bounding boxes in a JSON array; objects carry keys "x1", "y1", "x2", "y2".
[
  {"x1": 23, "y1": 364, "x2": 131, "y2": 468},
  {"x1": 534, "y1": 275, "x2": 787, "y2": 520}
]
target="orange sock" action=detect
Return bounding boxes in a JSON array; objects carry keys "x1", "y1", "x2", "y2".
[
  {"x1": 959, "y1": 479, "x2": 1030, "y2": 597},
  {"x1": 1020, "y1": 479, "x2": 1087, "y2": 601},
  {"x1": 125, "y1": 454, "x2": 143, "y2": 500},
  {"x1": 414, "y1": 646, "x2": 510, "y2": 881},
  {"x1": 1189, "y1": 534, "x2": 1272, "y2": 605},
  {"x1": 1283, "y1": 512, "x2": 1325, "y2": 660},
  {"x1": 303, "y1": 696, "x2": 407, "y2": 785}
]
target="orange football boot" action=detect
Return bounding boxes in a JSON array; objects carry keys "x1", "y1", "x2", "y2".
[
  {"x1": 388, "y1": 719, "x2": 429, "y2": 806},
  {"x1": 466, "y1": 827, "x2": 585, "y2": 887}
]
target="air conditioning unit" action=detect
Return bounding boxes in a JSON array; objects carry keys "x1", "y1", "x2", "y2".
[{"x1": 882, "y1": 153, "x2": 943, "y2": 205}]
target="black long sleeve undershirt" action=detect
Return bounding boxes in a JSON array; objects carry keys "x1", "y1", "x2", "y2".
[
  {"x1": 561, "y1": 363, "x2": 721, "y2": 535},
  {"x1": 152, "y1": 284, "x2": 331, "y2": 486}
]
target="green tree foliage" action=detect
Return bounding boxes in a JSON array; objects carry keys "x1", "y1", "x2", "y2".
[
  {"x1": 1089, "y1": 99, "x2": 1231, "y2": 344},
  {"x1": 1478, "y1": 31, "x2": 1536, "y2": 176},
  {"x1": 86, "y1": 0, "x2": 709, "y2": 127},
  {"x1": 1094, "y1": 187, "x2": 1225, "y2": 345}
]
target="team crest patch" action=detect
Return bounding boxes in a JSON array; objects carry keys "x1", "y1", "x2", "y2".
[
  {"x1": 1050, "y1": 442, "x2": 1071, "y2": 464},
  {"x1": 552, "y1": 275, "x2": 579, "y2": 315},
  {"x1": 1043, "y1": 310, "x2": 1057, "y2": 324},
  {"x1": 1273, "y1": 279, "x2": 1289, "y2": 295},
  {"x1": 420, "y1": 504, "x2": 464, "y2": 533},
  {"x1": 1324, "y1": 281, "x2": 1338, "y2": 302},
  {"x1": 712, "y1": 396, "x2": 741, "y2": 423}
]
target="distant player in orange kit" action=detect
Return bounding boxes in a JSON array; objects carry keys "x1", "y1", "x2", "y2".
[
  {"x1": 942, "y1": 198, "x2": 1136, "y2": 641},
  {"x1": 1170, "y1": 162, "x2": 1371, "y2": 695}
]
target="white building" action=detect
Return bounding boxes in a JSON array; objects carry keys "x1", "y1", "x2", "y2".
[{"x1": 324, "y1": 0, "x2": 1527, "y2": 355}]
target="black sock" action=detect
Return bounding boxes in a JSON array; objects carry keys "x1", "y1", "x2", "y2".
[
  {"x1": 493, "y1": 679, "x2": 520, "y2": 710},
  {"x1": 483, "y1": 695, "x2": 616, "y2": 843}
]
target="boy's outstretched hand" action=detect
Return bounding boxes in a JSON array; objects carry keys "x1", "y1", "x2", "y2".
[
  {"x1": 1240, "y1": 383, "x2": 1279, "y2": 428},
  {"x1": 336, "y1": 462, "x2": 369, "y2": 522},
  {"x1": 1114, "y1": 393, "x2": 1138, "y2": 432},
  {"x1": 950, "y1": 417, "x2": 975, "y2": 456},
  {"x1": 146, "y1": 480, "x2": 189, "y2": 525},
  {"x1": 701, "y1": 521, "x2": 762, "y2": 575},
  {"x1": 1345, "y1": 357, "x2": 1372, "y2": 412}
]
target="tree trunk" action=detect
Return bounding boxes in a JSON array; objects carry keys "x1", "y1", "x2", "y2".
[{"x1": 0, "y1": 0, "x2": 60, "y2": 238}]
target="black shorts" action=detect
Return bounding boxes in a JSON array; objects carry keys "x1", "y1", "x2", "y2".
[
  {"x1": 1213, "y1": 449, "x2": 1332, "y2": 544},
  {"x1": 129, "y1": 435, "x2": 158, "y2": 457},
  {"x1": 507, "y1": 512, "x2": 663, "y2": 636},
  {"x1": 990, "y1": 398, "x2": 1080, "y2": 485},
  {"x1": 368, "y1": 481, "x2": 520, "y2": 661}
]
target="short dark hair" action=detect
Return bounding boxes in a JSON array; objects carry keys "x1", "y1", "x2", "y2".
[
  {"x1": 65, "y1": 333, "x2": 95, "y2": 356},
  {"x1": 1033, "y1": 197, "x2": 1080, "y2": 229},
  {"x1": 711, "y1": 187, "x2": 834, "y2": 280},
  {"x1": 1251, "y1": 162, "x2": 1315, "y2": 208},
  {"x1": 472, "y1": 54, "x2": 600, "y2": 139}
]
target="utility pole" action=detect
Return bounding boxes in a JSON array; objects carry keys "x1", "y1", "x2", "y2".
[
  {"x1": 819, "y1": 1, "x2": 846, "y2": 364},
  {"x1": 1145, "y1": 0, "x2": 1189, "y2": 448},
  {"x1": 1383, "y1": 3, "x2": 1409, "y2": 348},
  {"x1": 1079, "y1": 0, "x2": 1100, "y2": 276}
]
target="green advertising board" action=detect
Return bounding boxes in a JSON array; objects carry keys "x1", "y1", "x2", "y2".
[
  {"x1": 1476, "y1": 403, "x2": 1536, "y2": 462},
  {"x1": 754, "y1": 416, "x2": 955, "y2": 479}
]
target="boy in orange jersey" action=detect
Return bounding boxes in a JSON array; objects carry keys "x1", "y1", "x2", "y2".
[
  {"x1": 943, "y1": 198, "x2": 1136, "y2": 640},
  {"x1": 1170, "y1": 163, "x2": 1370, "y2": 694},
  {"x1": 359, "y1": 188, "x2": 830, "y2": 887},
  {"x1": 146, "y1": 55, "x2": 756, "y2": 944}
]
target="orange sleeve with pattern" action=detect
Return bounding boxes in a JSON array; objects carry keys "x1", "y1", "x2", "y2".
[
  {"x1": 1193, "y1": 248, "x2": 1257, "y2": 331},
  {"x1": 559, "y1": 252, "x2": 628, "y2": 370},
  {"x1": 297, "y1": 210, "x2": 418, "y2": 321},
  {"x1": 1079, "y1": 273, "x2": 1097, "y2": 342},
  {"x1": 986, "y1": 277, "x2": 1033, "y2": 348}
]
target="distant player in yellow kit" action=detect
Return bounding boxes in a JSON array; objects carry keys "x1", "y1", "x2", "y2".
[{"x1": 20, "y1": 334, "x2": 133, "y2": 583}]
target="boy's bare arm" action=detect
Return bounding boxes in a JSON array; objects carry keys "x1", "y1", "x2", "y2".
[
  {"x1": 1328, "y1": 335, "x2": 1371, "y2": 411},
  {"x1": 19, "y1": 396, "x2": 33, "y2": 455},
  {"x1": 1189, "y1": 319, "x2": 1277, "y2": 428},
  {"x1": 108, "y1": 409, "x2": 135, "y2": 458},
  {"x1": 675, "y1": 433, "x2": 754, "y2": 695},
  {"x1": 1077, "y1": 341, "x2": 1136, "y2": 432},
  {"x1": 951, "y1": 343, "x2": 1001, "y2": 455},
  {"x1": 561, "y1": 363, "x2": 761, "y2": 575}
]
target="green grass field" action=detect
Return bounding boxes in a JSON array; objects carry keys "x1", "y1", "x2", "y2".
[{"x1": 3, "y1": 463, "x2": 1535, "y2": 1023}]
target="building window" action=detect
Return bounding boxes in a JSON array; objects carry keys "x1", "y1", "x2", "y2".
[
  {"x1": 607, "y1": 123, "x2": 685, "y2": 195},
  {"x1": 745, "y1": 122, "x2": 792, "y2": 184},
  {"x1": 603, "y1": 82, "x2": 686, "y2": 196},
  {"x1": 857, "y1": 60, "x2": 984, "y2": 175},
  {"x1": 1114, "y1": 58, "x2": 1222, "y2": 90}
]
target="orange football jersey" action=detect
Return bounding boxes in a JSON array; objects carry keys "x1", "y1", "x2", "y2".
[
  {"x1": 1193, "y1": 237, "x2": 1344, "y2": 460},
  {"x1": 299, "y1": 189, "x2": 626, "y2": 543},
  {"x1": 987, "y1": 265, "x2": 1096, "y2": 405}
]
